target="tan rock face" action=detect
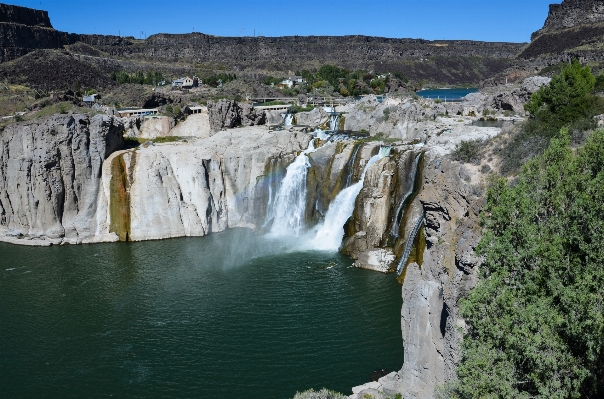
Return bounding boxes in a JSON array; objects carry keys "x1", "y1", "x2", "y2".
[
  {"x1": 343, "y1": 153, "x2": 483, "y2": 398},
  {"x1": 343, "y1": 149, "x2": 423, "y2": 273},
  {"x1": 92, "y1": 127, "x2": 312, "y2": 243},
  {"x1": 170, "y1": 113, "x2": 211, "y2": 138}
]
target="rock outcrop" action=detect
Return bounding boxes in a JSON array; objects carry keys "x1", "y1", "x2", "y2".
[
  {"x1": 342, "y1": 149, "x2": 421, "y2": 273},
  {"x1": 401, "y1": 156, "x2": 482, "y2": 397},
  {"x1": 520, "y1": 0, "x2": 604, "y2": 61},
  {"x1": 295, "y1": 108, "x2": 331, "y2": 128},
  {"x1": 122, "y1": 116, "x2": 176, "y2": 139},
  {"x1": 0, "y1": 114, "x2": 124, "y2": 245},
  {"x1": 345, "y1": 154, "x2": 483, "y2": 399},
  {"x1": 207, "y1": 100, "x2": 266, "y2": 132},
  {"x1": 489, "y1": 76, "x2": 551, "y2": 113},
  {"x1": 169, "y1": 113, "x2": 211, "y2": 138},
  {"x1": 531, "y1": 0, "x2": 604, "y2": 40},
  {"x1": 0, "y1": 3, "x2": 52, "y2": 27}
]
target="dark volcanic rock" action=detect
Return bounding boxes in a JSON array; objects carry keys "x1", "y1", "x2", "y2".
[
  {"x1": 0, "y1": 3, "x2": 52, "y2": 27},
  {"x1": 0, "y1": 49, "x2": 118, "y2": 90},
  {"x1": 207, "y1": 99, "x2": 241, "y2": 131},
  {"x1": 0, "y1": 3, "x2": 525, "y2": 85},
  {"x1": 531, "y1": 0, "x2": 604, "y2": 40},
  {"x1": 520, "y1": 0, "x2": 604, "y2": 61}
]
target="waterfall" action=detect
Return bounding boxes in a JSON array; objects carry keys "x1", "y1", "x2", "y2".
[
  {"x1": 305, "y1": 146, "x2": 391, "y2": 251},
  {"x1": 329, "y1": 113, "x2": 340, "y2": 131},
  {"x1": 343, "y1": 144, "x2": 362, "y2": 189},
  {"x1": 390, "y1": 153, "x2": 422, "y2": 238},
  {"x1": 268, "y1": 140, "x2": 317, "y2": 237},
  {"x1": 263, "y1": 158, "x2": 285, "y2": 229},
  {"x1": 282, "y1": 113, "x2": 294, "y2": 126},
  {"x1": 313, "y1": 128, "x2": 331, "y2": 141}
]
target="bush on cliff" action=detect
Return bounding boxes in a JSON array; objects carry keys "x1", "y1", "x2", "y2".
[
  {"x1": 456, "y1": 128, "x2": 604, "y2": 398},
  {"x1": 292, "y1": 388, "x2": 347, "y2": 399},
  {"x1": 501, "y1": 59, "x2": 604, "y2": 174}
]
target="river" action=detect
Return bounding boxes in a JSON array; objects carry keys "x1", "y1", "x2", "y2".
[{"x1": 0, "y1": 229, "x2": 402, "y2": 398}]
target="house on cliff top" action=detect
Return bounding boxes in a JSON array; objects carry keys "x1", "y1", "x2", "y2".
[
  {"x1": 171, "y1": 76, "x2": 199, "y2": 90},
  {"x1": 278, "y1": 76, "x2": 305, "y2": 89}
]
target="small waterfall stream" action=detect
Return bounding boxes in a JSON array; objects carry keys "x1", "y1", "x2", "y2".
[
  {"x1": 267, "y1": 140, "x2": 317, "y2": 236},
  {"x1": 390, "y1": 153, "x2": 422, "y2": 238},
  {"x1": 282, "y1": 113, "x2": 294, "y2": 126},
  {"x1": 329, "y1": 113, "x2": 340, "y2": 131},
  {"x1": 305, "y1": 146, "x2": 391, "y2": 251},
  {"x1": 343, "y1": 144, "x2": 362, "y2": 189}
]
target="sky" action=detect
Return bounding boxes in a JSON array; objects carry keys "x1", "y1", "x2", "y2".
[{"x1": 7, "y1": 0, "x2": 557, "y2": 43}]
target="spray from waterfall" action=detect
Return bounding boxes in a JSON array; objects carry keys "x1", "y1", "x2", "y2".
[
  {"x1": 263, "y1": 158, "x2": 285, "y2": 229},
  {"x1": 305, "y1": 146, "x2": 391, "y2": 251},
  {"x1": 267, "y1": 140, "x2": 317, "y2": 236}
]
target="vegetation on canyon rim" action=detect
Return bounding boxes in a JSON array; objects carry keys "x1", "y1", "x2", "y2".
[
  {"x1": 452, "y1": 61, "x2": 604, "y2": 398},
  {"x1": 501, "y1": 59, "x2": 604, "y2": 174}
]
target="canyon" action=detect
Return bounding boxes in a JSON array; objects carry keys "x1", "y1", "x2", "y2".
[
  {"x1": 1, "y1": 0, "x2": 602, "y2": 398},
  {"x1": 0, "y1": 90, "x2": 509, "y2": 398}
]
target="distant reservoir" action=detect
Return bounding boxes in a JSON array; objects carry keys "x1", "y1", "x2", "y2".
[{"x1": 416, "y1": 88, "x2": 478, "y2": 102}]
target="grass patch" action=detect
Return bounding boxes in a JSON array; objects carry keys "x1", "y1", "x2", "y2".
[
  {"x1": 356, "y1": 132, "x2": 401, "y2": 144},
  {"x1": 124, "y1": 136, "x2": 184, "y2": 147}
]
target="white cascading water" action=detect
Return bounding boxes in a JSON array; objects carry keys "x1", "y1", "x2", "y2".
[
  {"x1": 329, "y1": 113, "x2": 340, "y2": 131},
  {"x1": 305, "y1": 146, "x2": 391, "y2": 251},
  {"x1": 268, "y1": 140, "x2": 318, "y2": 236},
  {"x1": 391, "y1": 153, "x2": 421, "y2": 237},
  {"x1": 282, "y1": 113, "x2": 294, "y2": 126}
]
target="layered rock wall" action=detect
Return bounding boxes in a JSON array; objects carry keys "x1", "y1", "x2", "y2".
[
  {"x1": 532, "y1": 0, "x2": 604, "y2": 40},
  {"x1": 0, "y1": 114, "x2": 124, "y2": 244},
  {"x1": 0, "y1": 3, "x2": 52, "y2": 27},
  {"x1": 345, "y1": 152, "x2": 483, "y2": 398}
]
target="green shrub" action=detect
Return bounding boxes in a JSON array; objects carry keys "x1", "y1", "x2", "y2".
[
  {"x1": 501, "y1": 59, "x2": 604, "y2": 174},
  {"x1": 292, "y1": 388, "x2": 347, "y2": 399},
  {"x1": 452, "y1": 140, "x2": 481, "y2": 163},
  {"x1": 383, "y1": 107, "x2": 390, "y2": 121},
  {"x1": 263, "y1": 76, "x2": 282, "y2": 86},
  {"x1": 455, "y1": 128, "x2": 604, "y2": 398},
  {"x1": 594, "y1": 74, "x2": 604, "y2": 93}
]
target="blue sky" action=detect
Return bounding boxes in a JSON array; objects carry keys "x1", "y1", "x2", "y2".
[{"x1": 8, "y1": 0, "x2": 556, "y2": 42}]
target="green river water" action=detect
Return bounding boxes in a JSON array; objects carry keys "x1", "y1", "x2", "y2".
[{"x1": 0, "y1": 229, "x2": 402, "y2": 398}]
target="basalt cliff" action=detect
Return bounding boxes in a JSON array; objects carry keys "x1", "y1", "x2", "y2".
[{"x1": 0, "y1": 3, "x2": 523, "y2": 85}]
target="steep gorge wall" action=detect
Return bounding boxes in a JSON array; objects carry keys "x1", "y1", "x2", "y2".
[
  {"x1": 0, "y1": 3, "x2": 51, "y2": 27},
  {"x1": 520, "y1": 0, "x2": 604, "y2": 61},
  {"x1": 0, "y1": 114, "x2": 124, "y2": 244},
  {"x1": 531, "y1": 0, "x2": 604, "y2": 40},
  {"x1": 346, "y1": 153, "x2": 482, "y2": 399}
]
